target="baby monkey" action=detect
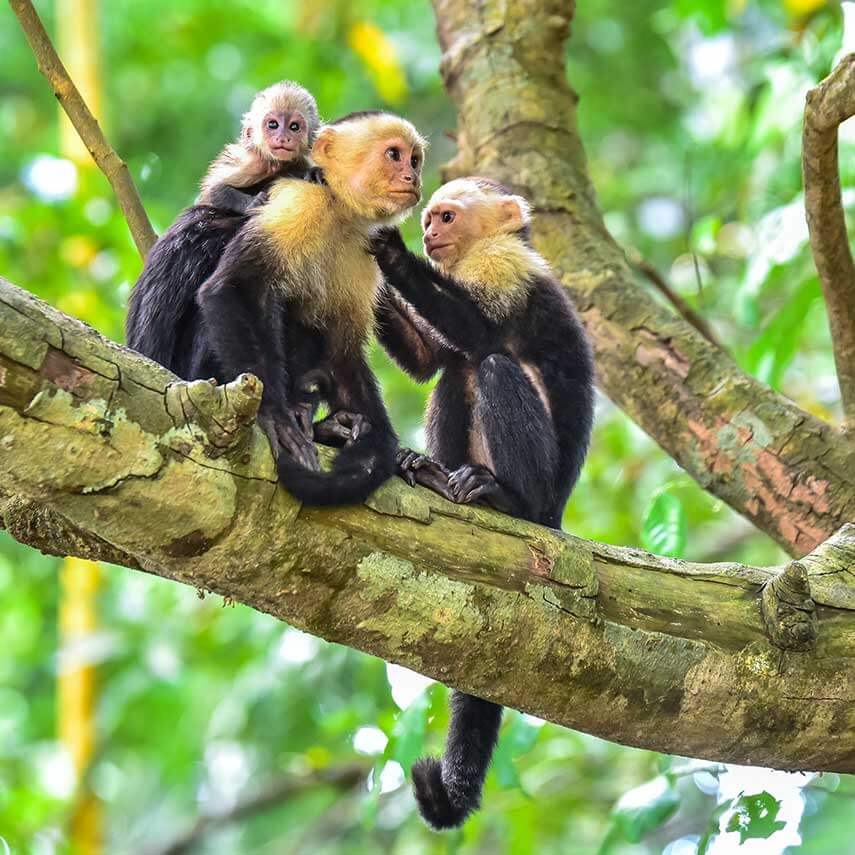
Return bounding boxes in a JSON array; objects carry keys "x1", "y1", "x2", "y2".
[
  {"x1": 371, "y1": 177, "x2": 595, "y2": 828},
  {"x1": 198, "y1": 80, "x2": 320, "y2": 213}
]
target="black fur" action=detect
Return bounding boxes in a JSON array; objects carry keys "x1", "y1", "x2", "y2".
[
  {"x1": 373, "y1": 227, "x2": 594, "y2": 828},
  {"x1": 195, "y1": 221, "x2": 397, "y2": 506},
  {"x1": 125, "y1": 164, "x2": 307, "y2": 383}
]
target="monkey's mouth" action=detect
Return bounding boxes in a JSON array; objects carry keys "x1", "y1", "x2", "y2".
[
  {"x1": 271, "y1": 146, "x2": 299, "y2": 158},
  {"x1": 425, "y1": 242, "x2": 453, "y2": 257}
]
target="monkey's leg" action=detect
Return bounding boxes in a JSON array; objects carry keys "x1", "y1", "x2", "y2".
[{"x1": 456, "y1": 354, "x2": 559, "y2": 521}]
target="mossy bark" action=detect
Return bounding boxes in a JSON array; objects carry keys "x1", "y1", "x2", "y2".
[
  {"x1": 430, "y1": 0, "x2": 855, "y2": 557},
  {"x1": 2, "y1": 277, "x2": 855, "y2": 772}
]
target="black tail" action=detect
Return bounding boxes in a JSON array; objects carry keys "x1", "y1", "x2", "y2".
[
  {"x1": 277, "y1": 431, "x2": 396, "y2": 506},
  {"x1": 412, "y1": 692, "x2": 502, "y2": 830}
]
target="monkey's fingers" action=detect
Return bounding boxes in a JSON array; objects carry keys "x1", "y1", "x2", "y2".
[
  {"x1": 396, "y1": 449, "x2": 421, "y2": 486},
  {"x1": 294, "y1": 402, "x2": 316, "y2": 438},
  {"x1": 277, "y1": 422, "x2": 320, "y2": 472},
  {"x1": 313, "y1": 417, "x2": 352, "y2": 446}
]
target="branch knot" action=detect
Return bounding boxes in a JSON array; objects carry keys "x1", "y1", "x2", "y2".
[{"x1": 761, "y1": 560, "x2": 817, "y2": 651}]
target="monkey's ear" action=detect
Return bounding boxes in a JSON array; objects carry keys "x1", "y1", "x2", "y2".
[
  {"x1": 242, "y1": 125, "x2": 254, "y2": 143},
  {"x1": 496, "y1": 196, "x2": 531, "y2": 232},
  {"x1": 312, "y1": 127, "x2": 336, "y2": 164}
]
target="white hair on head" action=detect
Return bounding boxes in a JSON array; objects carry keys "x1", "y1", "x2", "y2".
[
  {"x1": 243, "y1": 80, "x2": 321, "y2": 148},
  {"x1": 422, "y1": 177, "x2": 531, "y2": 229}
]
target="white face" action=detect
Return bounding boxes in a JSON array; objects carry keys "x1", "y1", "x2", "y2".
[{"x1": 421, "y1": 187, "x2": 526, "y2": 268}]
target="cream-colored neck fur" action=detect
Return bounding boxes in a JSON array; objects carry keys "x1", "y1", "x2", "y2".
[
  {"x1": 198, "y1": 144, "x2": 306, "y2": 203},
  {"x1": 438, "y1": 233, "x2": 550, "y2": 321},
  {"x1": 254, "y1": 180, "x2": 381, "y2": 350}
]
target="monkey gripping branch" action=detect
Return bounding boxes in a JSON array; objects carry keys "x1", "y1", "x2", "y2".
[{"x1": 1, "y1": 278, "x2": 855, "y2": 772}]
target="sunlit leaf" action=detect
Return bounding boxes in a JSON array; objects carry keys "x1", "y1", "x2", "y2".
[
  {"x1": 725, "y1": 791, "x2": 787, "y2": 843},
  {"x1": 642, "y1": 489, "x2": 687, "y2": 557},
  {"x1": 347, "y1": 21, "x2": 408, "y2": 104},
  {"x1": 389, "y1": 689, "x2": 429, "y2": 773}
]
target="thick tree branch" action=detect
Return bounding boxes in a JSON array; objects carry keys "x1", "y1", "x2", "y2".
[
  {"x1": 803, "y1": 54, "x2": 855, "y2": 428},
  {"x1": 9, "y1": 0, "x2": 156, "y2": 258},
  {"x1": 2, "y1": 277, "x2": 855, "y2": 772},
  {"x1": 429, "y1": 0, "x2": 855, "y2": 557}
]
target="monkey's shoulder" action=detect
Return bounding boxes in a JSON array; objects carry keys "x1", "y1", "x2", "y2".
[{"x1": 254, "y1": 179, "x2": 338, "y2": 251}]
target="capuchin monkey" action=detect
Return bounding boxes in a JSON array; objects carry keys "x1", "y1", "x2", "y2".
[
  {"x1": 125, "y1": 81, "x2": 320, "y2": 380},
  {"x1": 370, "y1": 177, "x2": 595, "y2": 829},
  {"x1": 198, "y1": 80, "x2": 321, "y2": 213},
  {"x1": 195, "y1": 111, "x2": 426, "y2": 505}
]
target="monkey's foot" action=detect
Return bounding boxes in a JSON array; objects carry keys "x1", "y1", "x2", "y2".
[
  {"x1": 264, "y1": 413, "x2": 319, "y2": 472},
  {"x1": 314, "y1": 411, "x2": 372, "y2": 447},
  {"x1": 447, "y1": 464, "x2": 502, "y2": 505}
]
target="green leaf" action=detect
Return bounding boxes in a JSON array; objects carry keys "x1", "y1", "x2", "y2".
[
  {"x1": 389, "y1": 691, "x2": 429, "y2": 774},
  {"x1": 611, "y1": 775, "x2": 681, "y2": 843},
  {"x1": 489, "y1": 714, "x2": 542, "y2": 792},
  {"x1": 642, "y1": 490, "x2": 687, "y2": 557},
  {"x1": 744, "y1": 277, "x2": 821, "y2": 389},
  {"x1": 725, "y1": 791, "x2": 786, "y2": 843}
]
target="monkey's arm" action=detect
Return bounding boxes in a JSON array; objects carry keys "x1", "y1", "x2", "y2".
[
  {"x1": 196, "y1": 237, "x2": 318, "y2": 470},
  {"x1": 126, "y1": 207, "x2": 243, "y2": 373},
  {"x1": 371, "y1": 230, "x2": 494, "y2": 352},
  {"x1": 374, "y1": 287, "x2": 449, "y2": 381},
  {"x1": 201, "y1": 184, "x2": 260, "y2": 214}
]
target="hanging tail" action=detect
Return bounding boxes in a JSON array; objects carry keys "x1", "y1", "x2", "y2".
[
  {"x1": 412, "y1": 692, "x2": 503, "y2": 829},
  {"x1": 276, "y1": 429, "x2": 396, "y2": 506}
]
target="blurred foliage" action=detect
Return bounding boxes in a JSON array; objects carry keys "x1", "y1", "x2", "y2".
[{"x1": 1, "y1": 0, "x2": 854, "y2": 852}]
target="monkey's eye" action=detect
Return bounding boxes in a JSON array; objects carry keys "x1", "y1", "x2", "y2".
[
  {"x1": 441, "y1": 211, "x2": 455, "y2": 224},
  {"x1": 410, "y1": 154, "x2": 420, "y2": 169},
  {"x1": 267, "y1": 119, "x2": 279, "y2": 130},
  {"x1": 386, "y1": 147, "x2": 401, "y2": 162},
  {"x1": 289, "y1": 121, "x2": 301, "y2": 132}
]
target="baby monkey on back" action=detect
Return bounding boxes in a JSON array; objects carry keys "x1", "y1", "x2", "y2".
[
  {"x1": 372, "y1": 177, "x2": 595, "y2": 829},
  {"x1": 126, "y1": 81, "x2": 319, "y2": 379}
]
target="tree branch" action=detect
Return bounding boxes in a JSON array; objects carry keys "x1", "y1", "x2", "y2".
[
  {"x1": 628, "y1": 250, "x2": 725, "y2": 352},
  {"x1": 145, "y1": 765, "x2": 366, "y2": 855},
  {"x1": 430, "y1": 0, "x2": 855, "y2": 557},
  {"x1": 803, "y1": 53, "x2": 855, "y2": 428},
  {"x1": 9, "y1": 0, "x2": 156, "y2": 258},
  {"x1": 2, "y1": 276, "x2": 855, "y2": 772}
]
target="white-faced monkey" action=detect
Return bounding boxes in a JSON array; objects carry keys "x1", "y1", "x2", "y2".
[
  {"x1": 196, "y1": 111, "x2": 426, "y2": 504},
  {"x1": 126, "y1": 81, "x2": 320, "y2": 381},
  {"x1": 371, "y1": 177, "x2": 595, "y2": 828}
]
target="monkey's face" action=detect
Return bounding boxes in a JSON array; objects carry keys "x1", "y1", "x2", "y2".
[
  {"x1": 252, "y1": 109, "x2": 310, "y2": 162},
  {"x1": 358, "y1": 136, "x2": 423, "y2": 216},
  {"x1": 313, "y1": 116, "x2": 426, "y2": 221},
  {"x1": 422, "y1": 180, "x2": 530, "y2": 271}
]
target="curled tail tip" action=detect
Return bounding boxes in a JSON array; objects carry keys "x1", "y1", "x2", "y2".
[{"x1": 411, "y1": 757, "x2": 472, "y2": 830}]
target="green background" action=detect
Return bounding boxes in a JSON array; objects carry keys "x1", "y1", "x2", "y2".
[{"x1": 0, "y1": 0, "x2": 852, "y2": 852}]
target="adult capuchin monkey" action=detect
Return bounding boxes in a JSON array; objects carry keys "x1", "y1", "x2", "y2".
[
  {"x1": 195, "y1": 111, "x2": 426, "y2": 504},
  {"x1": 370, "y1": 177, "x2": 595, "y2": 828},
  {"x1": 125, "y1": 81, "x2": 320, "y2": 380}
]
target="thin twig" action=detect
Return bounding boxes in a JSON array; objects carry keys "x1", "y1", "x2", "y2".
[
  {"x1": 803, "y1": 53, "x2": 855, "y2": 428},
  {"x1": 628, "y1": 250, "x2": 725, "y2": 352},
  {"x1": 144, "y1": 764, "x2": 366, "y2": 855},
  {"x1": 9, "y1": 0, "x2": 156, "y2": 258}
]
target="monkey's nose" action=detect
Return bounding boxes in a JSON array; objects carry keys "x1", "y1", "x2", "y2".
[{"x1": 401, "y1": 172, "x2": 414, "y2": 183}]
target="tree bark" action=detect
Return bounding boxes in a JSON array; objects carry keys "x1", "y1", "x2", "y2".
[
  {"x1": 2, "y1": 277, "x2": 855, "y2": 773},
  {"x1": 429, "y1": 0, "x2": 855, "y2": 557}
]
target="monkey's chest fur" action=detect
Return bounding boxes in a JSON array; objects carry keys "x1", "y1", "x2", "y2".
[{"x1": 255, "y1": 180, "x2": 381, "y2": 349}]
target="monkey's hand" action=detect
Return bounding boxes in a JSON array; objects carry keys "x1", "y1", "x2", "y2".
[
  {"x1": 246, "y1": 189, "x2": 270, "y2": 211},
  {"x1": 314, "y1": 411, "x2": 372, "y2": 447},
  {"x1": 307, "y1": 166, "x2": 327, "y2": 185},
  {"x1": 447, "y1": 463, "x2": 511, "y2": 510},
  {"x1": 369, "y1": 227, "x2": 407, "y2": 266},
  {"x1": 397, "y1": 448, "x2": 454, "y2": 498}
]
